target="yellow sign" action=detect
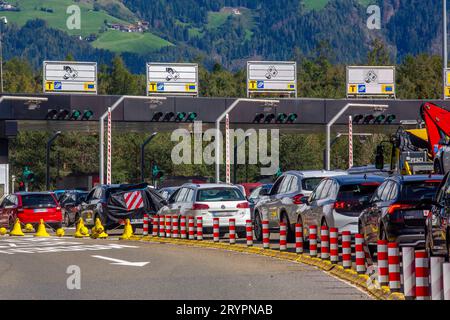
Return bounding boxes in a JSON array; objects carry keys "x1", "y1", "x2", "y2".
[
  {"x1": 287, "y1": 83, "x2": 295, "y2": 90},
  {"x1": 447, "y1": 73, "x2": 450, "y2": 86},
  {"x1": 348, "y1": 84, "x2": 357, "y2": 94},
  {"x1": 45, "y1": 81, "x2": 54, "y2": 91},
  {"x1": 149, "y1": 82, "x2": 157, "y2": 92},
  {"x1": 446, "y1": 86, "x2": 450, "y2": 97},
  {"x1": 249, "y1": 80, "x2": 257, "y2": 90},
  {"x1": 381, "y1": 84, "x2": 394, "y2": 94},
  {"x1": 84, "y1": 82, "x2": 96, "y2": 91},
  {"x1": 185, "y1": 84, "x2": 196, "y2": 91}
]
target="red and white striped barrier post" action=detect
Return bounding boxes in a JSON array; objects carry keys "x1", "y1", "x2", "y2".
[
  {"x1": 262, "y1": 220, "x2": 270, "y2": 249},
  {"x1": 431, "y1": 256, "x2": 444, "y2": 300},
  {"x1": 329, "y1": 228, "x2": 338, "y2": 263},
  {"x1": 143, "y1": 213, "x2": 149, "y2": 236},
  {"x1": 246, "y1": 220, "x2": 253, "y2": 247},
  {"x1": 165, "y1": 215, "x2": 171, "y2": 238},
  {"x1": 320, "y1": 226, "x2": 330, "y2": 260},
  {"x1": 151, "y1": 215, "x2": 158, "y2": 237},
  {"x1": 229, "y1": 218, "x2": 236, "y2": 244},
  {"x1": 377, "y1": 240, "x2": 389, "y2": 287},
  {"x1": 180, "y1": 216, "x2": 187, "y2": 239},
  {"x1": 341, "y1": 231, "x2": 352, "y2": 269},
  {"x1": 279, "y1": 223, "x2": 287, "y2": 251},
  {"x1": 295, "y1": 224, "x2": 303, "y2": 254},
  {"x1": 309, "y1": 225, "x2": 317, "y2": 257},
  {"x1": 443, "y1": 263, "x2": 450, "y2": 300},
  {"x1": 415, "y1": 250, "x2": 430, "y2": 300},
  {"x1": 388, "y1": 242, "x2": 401, "y2": 292},
  {"x1": 196, "y1": 216, "x2": 203, "y2": 241},
  {"x1": 402, "y1": 247, "x2": 415, "y2": 299},
  {"x1": 158, "y1": 215, "x2": 165, "y2": 237},
  {"x1": 172, "y1": 215, "x2": 179, "y2": 238},
  {"x1": 355, "y1": 234, "x2": 366, "y2": 274},
  {"x1": 188, "y1": 216, "x2": 195, "y2": 240},
  {"x1": 213, "y1": 218, "x2": 220, "y2": 242}
]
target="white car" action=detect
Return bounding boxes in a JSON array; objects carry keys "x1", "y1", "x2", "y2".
[{"x1": 157, "y1": 184, "x2": 251, "y2": 237}]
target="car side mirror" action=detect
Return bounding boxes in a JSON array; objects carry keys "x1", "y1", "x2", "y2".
[
  {"x1": 300, "y1": 196, "x2": 310, "y2": 205},
  {"x1": 375, "y1": 145, "x2": 384, "y2": 170}
]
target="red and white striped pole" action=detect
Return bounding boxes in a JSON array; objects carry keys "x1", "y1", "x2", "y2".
[
  {"x1": 309, "y1": 225, "x2": 318, "y2": 257},
  {"x1": 355, "y1": 234, "x2": 366, "y2": 274},
  {"x1": 431, "y1": 256, "x2": 444, "y2": 300},
  {"x1": 143, "y1": 213, "x2": 149, "y2": 236},
  {"x1": 341, "y1": 231, "x2": 352, "y2": 269},
  {"x1": 196, "y1": 216, "x2": 203, "y2": 241},
  {"x1": 279, "y1": 223, "x2": 287, "y2": 251},
  {"x1": 443, "y1": 263, "x2": 450, "y2": 300},
  {"x1": 151, "y1": 215, "x2": 158, "y2": 237},
  {"x1": 213, "y1": 218, "x2": 220, "y2": 242},
  {"x1": 329, "y1": 227, "x2": 338, "y2": 263},
  {"x1": 388, "y1": 242, "x2": 401, "y2": 292},
  {"x1": 229, "y1": 218, "x2": 236, "y2": 244},
  {"x1": 188, "y1": 216, "x2": 195, "y2": 240},
  {"x1": 158, "y1": 215, "x2": 165, "y2": 237},
  {"x1": 402, "y1": 247, "x2": 416, "y2": 299},
  {"x1": 107, "y1": 107, "x2": 112, "y2": 184},
  {"x1": 348, "y1": 115, "x2": 353, "y2": 169},
  {"x1": 165, "y1": 215, "x2": 171, "y2": 238},
  {"x1": 172, "y1": 215, "x2": 179, "y2": 238},
  {"x1": 415, "y1": 250, "x2": 430, "y2": 300},
  {"x1": 295, "y1": 224, "x2": 303, "y2": 254},
  {"x1": 377, "y1": 240, "x2": 389, "y2": 287},
  {"x1": 180, "y1": 216, "x2": 187, "y2": 239},
  {"x1": 262, "y1": 220, "x2": 270, "y2": 249},
  {"x1": 246, "y1": 220, "x2": 253, "y2": 247},
  {"x1": 320, "y1": 226, "x2": 330, "y2": 260}
]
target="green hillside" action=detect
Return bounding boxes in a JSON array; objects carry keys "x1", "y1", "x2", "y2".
[
  {"x1": 92, "y1": 30, "x2": 174, "y2": 54},
  {"x1": 303, "y1": 0, "x2": 373, "y2": 10}
]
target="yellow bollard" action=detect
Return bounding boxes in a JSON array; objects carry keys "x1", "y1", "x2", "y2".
[
  {"x1": 91, "y1": 218, "x2": 108, "y2": 239},
  {"x1": 74, "y1": 218, "x2": 89, "y2": 238},
  {"x1": 56, "y1": 228, "x2": 65, "y2": 237},
  {"x1": 35, "y1": 219, "x2": 50, "y2": 237},
  {"x1": 119, "y1": 219, "x2": 133, "y2": 240},
  {"x1": 10, "y1": 218, "x2": 24, "y2": 236},
  {"x1": 0, "y1": 227, "x2": 7, "y2": 235},
  {"x1": 24, "y1": 224, "x2": 34, "y2": 233}
]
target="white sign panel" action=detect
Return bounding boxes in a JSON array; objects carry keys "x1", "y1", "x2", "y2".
[
  {"x1": 147, "y1": 63, "x2": 198, "y2": 96},
  {"x1": 43, "y1": 61, "x2": 97, "y2": 94},
  {"x1": 347, "y1": 66, "x2": 395, "y2": 97},
  {"x1": 247, "y1": 61, "x2": 297, "y2": 97}
]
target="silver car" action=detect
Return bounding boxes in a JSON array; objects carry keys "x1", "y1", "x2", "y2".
[
  {"x1": 253, "y1": 170, "x2": 346, "y2": 241},
  {"x1": 157, "y1": 183, "x2": 251, "y2": 237}
]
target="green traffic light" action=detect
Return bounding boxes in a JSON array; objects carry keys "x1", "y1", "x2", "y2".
[
  {"x1": 276, "y1": 113, "x2": 287, "y2": 123},
  {"x1": 187, "y1": 112, "x2": 198, "y2": 122},
  {"x1": 286, "y1": 113, "x2": 298, "y2": 123},
  {"x1": 70, "y1": 110, "x2": 81, "y2": 120},
  {"x1": 82, "y1": 110, "x2": 94, "y2": 120},
  {"x1": 385, "y1": 114, "x2": 396, "y2": 124},
  {"x1": 176, "y1": 112, "x2": 186, "y2": 121},
  {"x1": 374, "y1": 114, "x2": 386, "y2": 124}
]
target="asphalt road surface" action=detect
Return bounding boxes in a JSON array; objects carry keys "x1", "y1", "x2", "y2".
[{"x1": 0, "y1": 234, "x2": 370, "y2": 300}]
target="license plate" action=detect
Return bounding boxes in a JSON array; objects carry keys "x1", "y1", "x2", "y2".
[
  {"x1": 130, "y1": 219, "x2": 143, "y2": 224},
  {"x1": 403, "y1": 210, "x2": 424, "y2": 220},
  {"x1": 212, "y1": 212, "x2": 234, "y2": 217},
  {"x1": 34, "y1": 209, "x2": 47, "y2": 213}
]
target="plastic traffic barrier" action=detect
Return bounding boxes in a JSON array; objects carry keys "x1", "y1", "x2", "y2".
[
  {"x1": 180, "y1": 216, "x2": 187, "y2": 239},
  {"x1": 262, "y1": 220, "x2": 270, "y2": 249},
  {"x1": 388, "y1": 242, "x2": 401, "y2": 292},
  {"x1": 415, "y1": 250, "x2": 430, "y2": 300},
  {"x1": 377, "y1": 240, "x2": 389, "y2": 287},
  {"x1": 430, "y1": 256, "x2": 444, "y2": 300},
  {"x1": 229, "y1": 218, "x2": 236, "y2": 244},
  {"x1": 152, "y1": 215, "x2": 159, "y2": 237},
  {"x1": 402, "y1": 247, "x2": 415, "y2": 299},
  {"x1": 188, "y1": 216, "x2": 195, "y2": 240},
  {"x1": 309, "y1": 225, "x2": 317, "y2": 257},
  {"x1": 246, "y1": 220, "x2": 253, "y2": 247},
  {"x1": 320, "y1": 225, "x2": 330, "y2": 260},
  {"x1": 329, "y1": 228, "x2": 338, "y2": 263},
  {"x1": 196, "y1": 217, "x2": 203, "y2": 241},
  {"x1": 143, "y1": 213, "x2": 149, "y2": 236},
  {"x1": 341, "y1": 231, "x2": 352, "y2": 269},
  {"x1": 213, "y1": 218, "x2": 220, "y2": 242},
  {"x1": 172, "y1": 215, "x2": 179, "y2": 238},
  {"x1": 279, "y1": 223, "x2": 287, "y2": 251},
  {"x1": 443, "y1": 263, "x2": 450, "y2": 300},
  {"x1": 159, "y1": 215, "x2": 165, "y2": 237},
  {"x1": 165, "y1": 215, "x2": 172, "y2": 238},
  {"x1": 295, "y1": 224, "x2": 303, "y2": 254}
]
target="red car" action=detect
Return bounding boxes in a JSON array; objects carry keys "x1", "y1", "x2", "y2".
[{"x1": 0, "y1": 192, "x2": 63, "y2": 230}]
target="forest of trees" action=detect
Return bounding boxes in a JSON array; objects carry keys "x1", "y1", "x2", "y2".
[{"x1": 4, "y1": 37, "x2": 445, "y2": 190}]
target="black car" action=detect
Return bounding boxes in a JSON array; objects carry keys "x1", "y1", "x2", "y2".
[
  {"x1": 426, "y1": 172, "x2": 450, "y2": 258},
  {"x1": 59, "y1": 190, "x2": 88, "y2": 227},
  {"x1": 359, "y1": 175, "x2": 443, "y2": 249}
]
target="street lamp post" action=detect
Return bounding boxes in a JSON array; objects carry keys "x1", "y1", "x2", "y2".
[
  {"x1": 325, "y1": 103, "x2": 388, "y2": 170},
  {"x1": 233, "y1": 132, "x2": 252, "y2": 184},
  {"x1": 215, "y1": 98, "x2": 279, "y2": 183},
  {"x1": 46, "y1": 131, "x2": 61, "y2": 190},
  {"x1": 99, "y1": 95, "x2": 166, "y2": 185},
  {"x1": 0, "y1": 16, "x2": 7, "y2": 94},
  {"x1": 140, "y1": 132, "x2": 158, "y2": 183}
]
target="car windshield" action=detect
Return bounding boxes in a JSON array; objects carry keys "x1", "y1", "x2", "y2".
[
  {"x1": 302, "y1": 178, "x2": 324, "y2": 191},
  {"x1": 337, "y1": 183, "x2": 380, "y2": 202},
  {"x1": 196, "y1": 188, "x2": 245, "y2": 202},
  {"x1": 400, "y1": 181, "x2": 441, "y2": 202},
  {"x1": 21, "y1": 194, "x2": 56, "y2": 208}
]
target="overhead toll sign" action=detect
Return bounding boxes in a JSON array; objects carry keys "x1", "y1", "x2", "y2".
[
  {"x1": 444, "y1": 69, "x2": 450, "y2": 99},
  {"x1": 147, "y1": 63, "x2": 198, "y2": 96},
  {"x1": 43, "y1": 61, "x2": 97, "y2": 94},
  {"x1": 346, "y1": 66, "x2": 396, "y2": 98},
  {"x1": 247, "y1": 61, "x2": 297, "y2": 97}
]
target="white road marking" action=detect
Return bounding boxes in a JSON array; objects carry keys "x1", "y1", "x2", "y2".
[
  {"x1": 92, "y1": 255, "x2": 150, "y2": 267},
  {"x1": 0, "y1": 236, "x2": 139, "y2": 255}
]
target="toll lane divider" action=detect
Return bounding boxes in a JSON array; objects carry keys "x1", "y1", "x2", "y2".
[{"x1": 127, "y1": 235, "x2": 401, "y2": 301}]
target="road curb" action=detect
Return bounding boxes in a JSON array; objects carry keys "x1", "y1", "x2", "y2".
[{"x1": 132, "y1": 236, "x2": 405, "y2": 300}]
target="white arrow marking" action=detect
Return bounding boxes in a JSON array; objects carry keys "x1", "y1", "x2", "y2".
[{"x1": 92, "y1": 255, "x2": 149, "y2": 267}]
